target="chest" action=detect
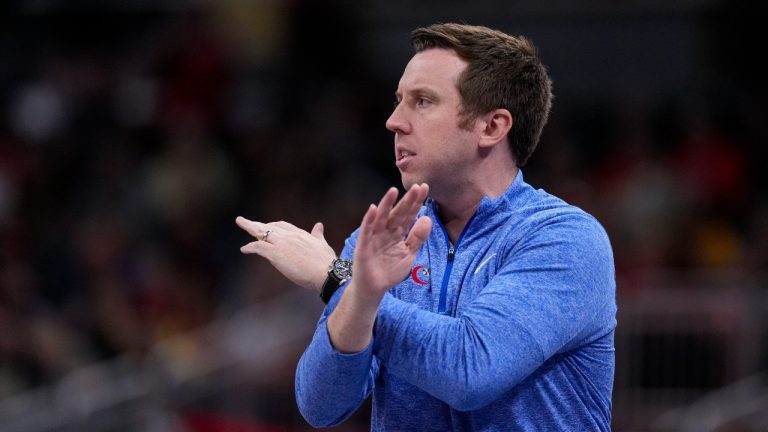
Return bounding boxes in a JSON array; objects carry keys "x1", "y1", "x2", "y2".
[{"x1": 391, "y1": 234, "x2": 505, "y2": 316}]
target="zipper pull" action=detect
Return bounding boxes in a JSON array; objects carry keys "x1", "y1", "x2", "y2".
[{"x1": 447, "y1": 245, "x2": 455, "y2": 261}]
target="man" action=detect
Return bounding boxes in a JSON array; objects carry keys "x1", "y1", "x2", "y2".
[{"x1": 236, "y1": 23, "x2": 616, "y2": 431}]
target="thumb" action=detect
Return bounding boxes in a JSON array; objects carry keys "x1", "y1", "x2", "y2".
[
  {"x1": 405, "y1": 216, "x2": 432, "y2": 252},
  {"x1": 311, "y1": 222, "x2": 325, "y2": 239}
]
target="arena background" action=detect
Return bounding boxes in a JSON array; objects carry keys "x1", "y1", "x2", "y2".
[{"x1": 0, "y1": 1, "x2": 766, "y2": 431}]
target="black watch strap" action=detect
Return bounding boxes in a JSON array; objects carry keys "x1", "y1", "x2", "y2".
[
  {"x1": 320, "y1": 271, "x2": 343, "y2": 304},
  {"x1": 320, "y1": 259, "x2": 352, "y2": 304}
]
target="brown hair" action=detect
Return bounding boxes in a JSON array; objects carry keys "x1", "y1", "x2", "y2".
[{"x1": 411, "y1": 23, "x2": 553, "y2": 167}]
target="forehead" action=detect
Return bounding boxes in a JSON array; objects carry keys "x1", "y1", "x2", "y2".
[{"x1": 397, "y1": 48, "x2": 468, "y2": 93}]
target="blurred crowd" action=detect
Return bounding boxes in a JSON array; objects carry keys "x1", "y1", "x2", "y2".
[
  {"x1": 0, "y1": 0, "x2": 766, "y2": 429},
  {"x1": 0, "y1": 0, "x2": 387, "y2": 388},
  {"x1": 531, "y1": 92, "x2": 766, "y2": 282}
]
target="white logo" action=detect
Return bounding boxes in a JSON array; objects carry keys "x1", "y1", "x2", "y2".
[{"x1": 473, "y1": 253, "x2": 496, "y2": 275}]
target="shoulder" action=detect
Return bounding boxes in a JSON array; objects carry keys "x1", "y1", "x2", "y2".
[
  {"x1": 495, "y1": 176, "x2": 606, "y2": 238},
  {"x1": 504, "y1": 188, "x2": 613, "y2": 262}
]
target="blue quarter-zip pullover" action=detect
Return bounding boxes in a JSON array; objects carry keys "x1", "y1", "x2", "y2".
[{"x1": 296, "y1": 171, "x2": 617, "y2": 431}]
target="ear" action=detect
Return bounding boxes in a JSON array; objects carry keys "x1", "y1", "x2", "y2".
[{"x1": 478, "y1": 109, "x2": 513, "y2": 149}]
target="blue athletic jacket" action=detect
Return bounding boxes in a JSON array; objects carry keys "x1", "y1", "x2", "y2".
[{"x1": 295, "y1": 171, "x2": 617, "y2": 431}]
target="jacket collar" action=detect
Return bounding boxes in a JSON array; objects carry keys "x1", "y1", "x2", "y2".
[{"x1": 426, "y1": 170, "x2": 530, "y2": 221}]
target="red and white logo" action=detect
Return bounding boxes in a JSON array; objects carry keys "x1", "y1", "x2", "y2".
[{"x1": 411, "y1": 265, "x2": 430, "y2": 285}]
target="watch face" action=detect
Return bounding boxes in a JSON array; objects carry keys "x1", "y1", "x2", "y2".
[{"x1": 332, "y1": 259, "x2": 353, "y2": 279}]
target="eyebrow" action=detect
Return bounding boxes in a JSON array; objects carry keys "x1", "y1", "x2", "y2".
[{"x1": 395, "y1": 86, "x2": 440, "y2": 100}]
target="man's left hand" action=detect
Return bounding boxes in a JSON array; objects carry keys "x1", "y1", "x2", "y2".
[{"x1": 236, "y1": 218, "x2": 337, "y2": 291}]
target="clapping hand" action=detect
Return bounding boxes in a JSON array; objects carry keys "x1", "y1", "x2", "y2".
[
  {"x1": 236, "y1": 218, "x2": 337, "y2": 291},
  {"x1": 350, "y1": 183, "x2": 432, "y2": 302}
]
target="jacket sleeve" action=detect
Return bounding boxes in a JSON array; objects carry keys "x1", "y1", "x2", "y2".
[
  {"x1": 372, "y1": 215, "x2": 616, "y2": 411},
  {"x1": 294, "y1": 229, "x2": 379, "y2": 427}
]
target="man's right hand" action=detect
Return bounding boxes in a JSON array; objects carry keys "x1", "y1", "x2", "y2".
[
  {"x1": 236, "y1": 218, "x2": 337, "y2": 292},
  {"x1": 327, "y1": 184, "x2": 432, "y2": 353},
  {"x1": 349, "y1": 184, "x2": 432, "y2": 301}
]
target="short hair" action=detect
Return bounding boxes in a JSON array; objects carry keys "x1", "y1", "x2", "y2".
[{"x1": 411, "y1": 23, "x2": 553, "y2": 167}]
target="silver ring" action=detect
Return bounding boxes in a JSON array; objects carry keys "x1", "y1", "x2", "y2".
[{"x1": 262, "y1": 229, "x2": 273, "y2": 241}]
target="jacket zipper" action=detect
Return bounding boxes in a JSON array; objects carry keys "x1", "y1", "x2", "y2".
[
  {"x1": 437, "y1": 243, "x2": 455, "y2": 313},
  {"x1": 435, "y1": 207, "x2": 478, "y2": 314}
]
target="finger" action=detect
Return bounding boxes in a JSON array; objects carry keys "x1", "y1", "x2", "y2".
[
  {"x1": 235, "y1": 216, "x2": 251, "y2": 230},
  {"x1": 372, "y1": 187, "x2": 399, "y2": 233},
  {"x1": 386, "y1": 184, "x2": 415, "y2": 229},
  {"x1": 359, "y1": 203, "x2": 378, "y2": 239},
  {"x1": 389, "y1": 184, "x2": 428, "y2": 231},
  {"x1": 407, "y1": 183, "x2": 430, "y2": 218},
  {"x1": 240, "y1": 240, "x2": 275, "y2": 256},
  {"x1": 404, "y1": 215, "x2": 432, "y2": 252},
  {"x1": 311, "y1": 222, "x2": 325, "y2": 239},
  {"x1": 236, "y1": 216, "x2": 271, "y2": 239},
  {"x1": 271, "y1": 221, "x2": 299, "y2": 231}
]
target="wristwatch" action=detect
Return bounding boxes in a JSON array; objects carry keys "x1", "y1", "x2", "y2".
[{"x1": 320, "y1": 258, "x2": 352, "y2": 304}]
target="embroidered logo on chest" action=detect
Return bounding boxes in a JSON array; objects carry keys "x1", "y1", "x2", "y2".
[{"x1": 410, "y1": 265, "x2": 430, "y2": 285}]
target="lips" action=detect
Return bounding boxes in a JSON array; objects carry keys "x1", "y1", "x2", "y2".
[{"x1": 396, "y1": 147, "x2": 415, "y2": 169}]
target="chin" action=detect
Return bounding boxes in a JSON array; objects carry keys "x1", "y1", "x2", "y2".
[
  {"x1": 399, "y1": 175, "x2": 419, "y2": 191},
  {"x1": 401, "y1": 170, "x2": 434, "y2": 190}
]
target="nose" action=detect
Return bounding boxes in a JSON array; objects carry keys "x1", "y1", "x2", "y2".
[{"x1": 386, "y1": 103, "x2": 409, "y2": 134}]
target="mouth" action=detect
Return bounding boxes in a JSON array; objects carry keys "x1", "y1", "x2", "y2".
[
  {"x1": 397, "y1": 149, "x2": 415, "y2": 161},
  {"x1": 396, "y1": 149, "x2": 415, "y2": 168}
]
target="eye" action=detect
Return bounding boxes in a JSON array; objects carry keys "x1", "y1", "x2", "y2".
[{"x1": 416, "y1": 97, "x2": 429, "y2": 107}]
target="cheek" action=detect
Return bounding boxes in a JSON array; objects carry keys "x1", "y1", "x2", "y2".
[{"x1": 425, "y1": 119, "x2": 459, "y2": 144}]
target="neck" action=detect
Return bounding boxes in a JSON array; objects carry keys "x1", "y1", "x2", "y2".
[{"x1": 433, "y1": 165, "x2": 518, "y2": 243}]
